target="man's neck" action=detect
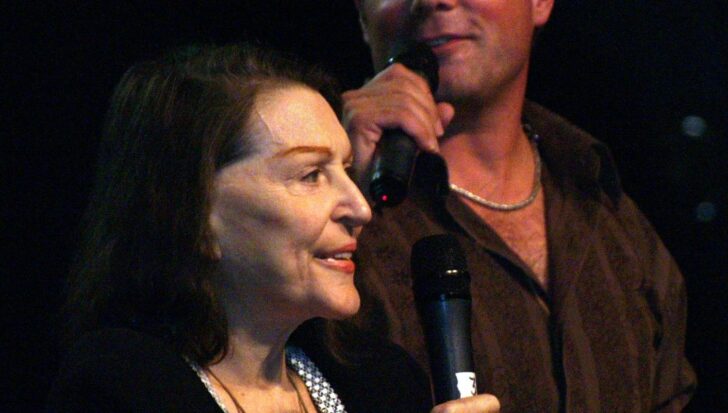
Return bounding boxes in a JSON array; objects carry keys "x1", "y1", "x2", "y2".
[
  {"x1": 440, "y1": 88, "x2": 532, "y2": 196},
  {"x1": 440, "y1": 88, "x2": 549, "y2": 286}
]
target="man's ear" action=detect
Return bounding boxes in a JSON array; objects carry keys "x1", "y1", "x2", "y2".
[
  {"x1": 532, "y1": 0, "x2": 555, "y2": 27},
  {"x1": 353, "y1": 0, "x2": 371, "y2": 45}
]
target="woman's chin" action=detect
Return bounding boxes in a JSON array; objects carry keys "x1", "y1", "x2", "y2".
[{"x1": 318, "y1": 290, "x2": 361, "y2": 321}]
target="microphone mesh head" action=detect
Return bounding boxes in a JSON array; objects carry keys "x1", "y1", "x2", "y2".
[{"x1": 411, "y1": 234, "x2": 470, "y2": 300}]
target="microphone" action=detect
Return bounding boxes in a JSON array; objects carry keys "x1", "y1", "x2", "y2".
[
  {"x1": 369, "y1": 43, "x2": 439, "y2": 207},
  {"x1": 411, "y1": 234, "x2": 477, "y2": 404}
]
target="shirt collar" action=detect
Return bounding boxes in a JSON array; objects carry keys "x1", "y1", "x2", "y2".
[
  {"x1": 523, "y1": 100, "x2": 622, "y2": 207},
  {"x1": 409, "y1": 101, "x2": 623, "y2": 209}
]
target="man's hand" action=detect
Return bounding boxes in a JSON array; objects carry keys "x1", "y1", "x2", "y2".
[
  {"x1": 341, "y1": 63, "x2": 455, "y2": 191},
  {"x1": 430, "y1": 394, "x2": 501, "y2": 413}
]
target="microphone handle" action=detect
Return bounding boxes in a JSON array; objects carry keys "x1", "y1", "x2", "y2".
[
  {"x1": 369, "y1": 129, "x2": 418, "y2": 206},
  {"x1": 419, "y1": 297, "x2": 477, "y2": 404},
  {"x1": 368, "y1": 42, "x2": 438, "y2": 207}
]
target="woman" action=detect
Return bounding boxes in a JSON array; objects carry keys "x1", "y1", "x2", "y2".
[{"x1": 48, "y1": 44, "x2": 499, "y2": 413}]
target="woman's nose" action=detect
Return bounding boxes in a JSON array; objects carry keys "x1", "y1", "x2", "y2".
[{"x1": 334, "y1": 172, "x2": 373, "y2": 229}]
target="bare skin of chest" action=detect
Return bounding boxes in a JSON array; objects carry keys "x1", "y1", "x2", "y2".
[{"x1": 466, "y1": 191, "x2": 549, "y2": 288}]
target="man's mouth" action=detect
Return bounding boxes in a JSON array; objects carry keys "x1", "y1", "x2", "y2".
[{"x1": 425, "y1": 36, "x2": 455, "y2": 47}]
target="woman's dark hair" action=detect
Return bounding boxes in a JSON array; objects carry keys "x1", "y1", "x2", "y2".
[{"x1": 66, "y1": 43, "x2": 340, "y2": 366}]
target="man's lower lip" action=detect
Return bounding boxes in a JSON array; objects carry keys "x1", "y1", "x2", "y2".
[{"x1": 430, "y1": 38, "x2": 467, "y2": 54}]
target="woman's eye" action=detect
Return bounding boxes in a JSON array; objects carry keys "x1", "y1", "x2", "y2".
[{"x1": 301, "y1": 168, "x2": 322, "y2": 183}]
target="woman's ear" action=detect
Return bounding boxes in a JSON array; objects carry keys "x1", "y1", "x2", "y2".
[{"x1": 532, "y1": 0, "x2": 555, "y2": 27}]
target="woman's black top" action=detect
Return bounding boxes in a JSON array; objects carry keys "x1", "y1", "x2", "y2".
[{"x1": 47, "y1": 322, "x2": 432, "y2": 412}]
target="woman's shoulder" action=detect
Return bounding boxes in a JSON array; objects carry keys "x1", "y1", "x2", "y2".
[
  {"x1": 53, "y1": 328, "x2": 191, "y2": 385},
  {"x1": 47, "y1": 328, "x2": 221, "y2": 412},
  {"x1": 65, "y1": 328, "x2": 187, "y2": 361}
]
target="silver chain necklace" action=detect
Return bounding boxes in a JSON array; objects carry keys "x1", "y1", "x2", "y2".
[{"x1": 449, "y1": 126, "x2": 541, "y2": 212}]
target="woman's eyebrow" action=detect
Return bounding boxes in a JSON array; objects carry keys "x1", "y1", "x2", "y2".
[{"x1": 273, "y1": 145, "x2": 333, "y2": 158}]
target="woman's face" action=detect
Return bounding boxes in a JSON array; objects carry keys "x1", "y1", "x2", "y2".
[{"x1": 209, "y1": 85, "x2": 372, "y2": 325}]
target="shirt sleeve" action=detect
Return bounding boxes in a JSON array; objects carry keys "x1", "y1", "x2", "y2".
[
  {"x1": 649, "y1": 246, "x2": 697, "y2": 412},
  {"x1": 623, "y1": 198, "x2": 697, "y2": 412}
]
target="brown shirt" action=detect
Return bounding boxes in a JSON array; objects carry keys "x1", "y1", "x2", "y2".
[{"x1": 352, "y1": 102, "x2": 696, "y2": 412}]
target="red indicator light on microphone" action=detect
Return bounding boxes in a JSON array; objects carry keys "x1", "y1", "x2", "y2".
[{"x1": 381, "y1": 194, "x2": 388, "y2": 202}]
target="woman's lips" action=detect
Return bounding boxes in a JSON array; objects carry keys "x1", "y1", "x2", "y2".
[
  {"x1": 315, "y1": 245, "x2": 357, "y2": 273},
  {"x1": 316, "y1": 256, "x2": 356, "y2": 274}
]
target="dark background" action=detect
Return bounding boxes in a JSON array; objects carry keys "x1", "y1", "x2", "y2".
[{"x1": 4, "y1": 1, "x2": 726, "y2": 411}]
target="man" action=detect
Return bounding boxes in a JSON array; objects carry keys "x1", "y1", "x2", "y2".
[{"x1": 343, "y1": 0, "x2": 696, "y2": 412}]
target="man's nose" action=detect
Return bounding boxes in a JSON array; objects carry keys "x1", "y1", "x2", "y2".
[{"x1": 411, "y1": 0, "x2": 458, "y2": 15}]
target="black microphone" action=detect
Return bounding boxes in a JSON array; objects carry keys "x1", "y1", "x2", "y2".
[
  {"x1": 369, "y1": 43, "x2": 439, "y2": 207},
  {"x1": 411, "y1": 234, "x2": 477, "y2": 404}
]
